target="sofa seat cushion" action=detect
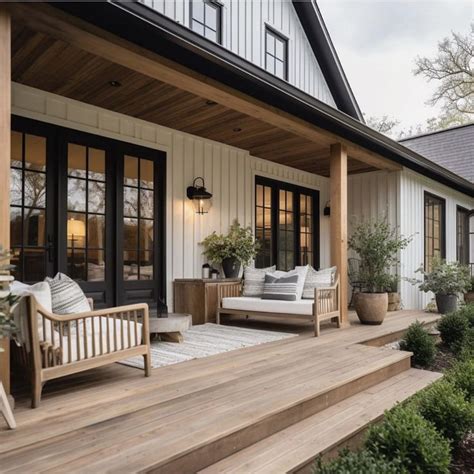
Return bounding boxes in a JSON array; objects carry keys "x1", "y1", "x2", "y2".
[{"x1": 222, "y1": 297, "x2": 314, "y2": 316}]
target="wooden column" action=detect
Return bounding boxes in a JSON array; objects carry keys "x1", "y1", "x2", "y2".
[
  {"x1": 330, "y1": 143, "x2": 348, "y2": 325},
  {"x1": 0, "y1": 8, "x2": 11, "y2": 394}
]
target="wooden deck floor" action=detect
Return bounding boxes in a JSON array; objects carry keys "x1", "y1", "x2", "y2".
[{"x1": 0, "y1": 310, "x2": 441, "y2": 473}]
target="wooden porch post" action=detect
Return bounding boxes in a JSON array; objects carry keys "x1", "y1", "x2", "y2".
[
  {"x1": 0, "y1": 8, "x2": 11, "y2": 394},
  {"x1": 330, "y1": 143, "x2": 348, "y2": 325}
]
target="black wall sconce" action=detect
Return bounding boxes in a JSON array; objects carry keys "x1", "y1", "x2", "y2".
[
  {"x1": 187, "y1": 177, "x2": 213, "y2": 214},
  {"x1": 323, "y1": 201, "x2": 331, "y2": 216}
]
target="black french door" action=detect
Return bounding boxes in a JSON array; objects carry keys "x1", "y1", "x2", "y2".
[{"x1": 10, "y1": 116, "x2": 166, "y2": 310}]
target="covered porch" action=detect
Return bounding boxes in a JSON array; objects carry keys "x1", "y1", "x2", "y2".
[{"x1": 0, "y1": 4, "x2": 404, "y2": 399}]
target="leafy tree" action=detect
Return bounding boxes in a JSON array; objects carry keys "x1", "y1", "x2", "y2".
[{"x1": 364, "y1": 114, "x2": 400, "y2": 138}]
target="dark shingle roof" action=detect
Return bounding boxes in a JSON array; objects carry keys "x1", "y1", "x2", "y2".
[{"x1": 400, "y1": 124, "x2": 474, "y2": 183}]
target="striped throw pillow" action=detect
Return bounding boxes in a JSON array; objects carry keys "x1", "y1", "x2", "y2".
[
  {"x1": 262, "y1": 273, "x2": 299, "y2": 301},
  {"x1": 302, "y1": 266, "x2": 337, "y2": 299},
  {"x1": 242, "y1": 265, "x2": 276, "y2": 297},
  {"x1": 45, "y1": 273, "x2": 91, "y2": 315}
]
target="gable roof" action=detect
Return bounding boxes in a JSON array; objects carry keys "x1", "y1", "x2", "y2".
[
  {"x1": 292, "y1": 1, "x2": 363, "y2": 121},
  {"x1": 400, "y1": 124, "x2": 474, "y2": 183}
]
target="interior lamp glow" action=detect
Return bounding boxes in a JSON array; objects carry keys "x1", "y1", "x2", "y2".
[{"x1": 186, "y1": 177, "x2": 213, "y2": 215}]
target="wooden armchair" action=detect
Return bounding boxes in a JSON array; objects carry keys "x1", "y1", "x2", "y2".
[
  {"x1": 217, "y1": 276, "x2": 341, "y2": 337},
  {"x1": 17, "y1": 296, "x2": 151, "y2": 408}
]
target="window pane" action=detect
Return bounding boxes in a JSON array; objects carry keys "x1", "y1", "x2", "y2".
[
  {"x1": 275, "y1": 38, "x2": 284, "y2": 60},
  {"x1": 192, "y1": 1, "x2": 204, "y2": 22},
  {"x1": 265, "y1": 54, "x2": 275, "y2": 74},
  {"x1": 123, "y1": 218, "x2": 138, "y2": 250},
  {"x1": 275, "y1": 60, "x2": 284, "y2": 79},
  {"x1": 205, "y1": 27, "x2": 217, "y2": 41},
  {"x1": 89, "y1": 148, "x2": 106, "y2": 181},
  {"x1": 139, "y1": 251, "x2": 153, "y2": 280},
  {"x1": 68, "y1": 143, "x2": 87, "y2": 178},
  {"x1": 24, "y1": 249, "x2": 46, "y2": 282},
  {"x1": 24, "y1": 208, "x2": 46, "y2": 246},
  {"x1": 140, "y1": 189, "x2": 154, "y2": 219},
  {"x1": 10, "y1": 169, "x2": 22, "y2": 206},
  {"x1": 24, "y1": 171, "x2": 46, "y2": 208},
  {"x1": 25, "y1": 134, "x2": 46, "y2": 172},
  {"x1": 10, "y1": 207, "x2": 22, "y2": 247},
  {"x1": 67, "y1": 213, "x2": 86, "y2": 248},
  {"x1": 67, "y1": 248, "x2": 86, "y2": 281},
  {"x1": 11, "y1": 131, "x2": 22, "y2": 168},
  {"x1": 88, "y1": 215, "x2": 105, "y2": 249},
  {"x1": 124, "y1": 186, "x2": 139, "y2": 217},
  {"x1": 68, "y1": 178, "x2": 86, "y2": 212},
  {"x1": 192, "y1": 20, "x2": 205, "y2": 35},
  {"x1": 88, "y1": 250, "x2": 105, "y2": 281},
  {"x1": 266, "y1": 33, "x2": 275, "y2": 55},
  {"x1": 88, "y1": 181, "x2": 106, "y2": 213},
  {"x1": 205, "y1": 3, "x2": 217, "y2": 29},
  {"x1": 124, "y1": 155, "x2": 139, "y2": 186},
  {"x1": 264, "y1": 208, "x2": 271, "y2": 228},
  {"x1": 256, "y1": 207, "x2": 264, "y2": 228},
  {"x1": 140, "y1": 220, "x2": 154, "y2": 250},
  {"x1": 140, "y1": 159, "x2": 154, "y2": 189},
  {"x1": 264, "y1": 187, "x2": 271, "y2": 207},
  {"x1": 256, "y1": 185, "x2": 264, "y2": 206}
]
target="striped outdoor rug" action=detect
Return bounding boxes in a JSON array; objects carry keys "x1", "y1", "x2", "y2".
[{"x1": 120, "y1": 323, "x2": 297, "y2": 369}]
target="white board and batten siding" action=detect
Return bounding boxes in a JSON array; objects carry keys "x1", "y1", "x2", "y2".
[
  {"x1": 399, "y1": 169, "x2": 474, "y2": 310},
  {"x1": 139, "y1": 0, "x2": 336, "y2": 107},
  {"x1": 12, "y1": 83, "x2": 330, "y2": 310}
]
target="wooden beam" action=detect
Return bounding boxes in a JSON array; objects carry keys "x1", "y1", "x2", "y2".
[
  {"x1": 0, "y1": 8, "x2": 11, "y2": 395},
  {"x1": 330, "y1": 144, "x2": 348, "y2": 325},
  {"x1": 7, "y1": 3, "x2": 401, "y2": 173}
]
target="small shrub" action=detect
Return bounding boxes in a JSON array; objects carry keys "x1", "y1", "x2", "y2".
[
  {"x1": 452, "y1": 326, "x2": 474, "y2": 360},
  {"x1": 457, "y1": 303, "x2": 474, "y2": 328},
  {"x1": 445, "y1": 358, "x2": 474, "y2": 400},
  {"x1": 437, "y1": 311, "x2": 469, "y2": 349},
  {"x1": 312, "y1": 449, "x2": 405, "y2": 474},
  {"x1": 365, "y1": 406, "x2": 451, "y2": 473},
  {"x1": 409, "y1": 380, "x2": 474, "y2": 447},
  {"x1": 400, "y1": 321, "x2": 436, "y2": 367}
]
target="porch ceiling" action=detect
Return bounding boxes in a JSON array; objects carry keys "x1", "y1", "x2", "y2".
[{"x1": 12, "y1": 21, "x2": 385, "y2": 177}]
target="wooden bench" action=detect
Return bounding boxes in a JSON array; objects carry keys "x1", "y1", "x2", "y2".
[{"x1": 217, "y1": 277, "x2": 341, "y2": 337}]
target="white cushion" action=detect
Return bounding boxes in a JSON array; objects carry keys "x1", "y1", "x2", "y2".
[
  {"x1": 303, "y1": 266, "x2": 337, "y2": 299},
  {"x1": 11, "y1": 280, "x2": 52, "y2": 312},
  {"x1": 222, "y1": 296, "x2": 314, "y2": 316},
  {"x1": 242, "y1": 265, "x2": 276, "y2": 297}
]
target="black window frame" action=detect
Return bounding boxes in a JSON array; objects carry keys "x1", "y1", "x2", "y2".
[
  {"x1": 424, "y1": 191, "x2": 446, "y2": 271},
  {"x1": 190, "y1": 0, "x2": 223, "y2": 44},
  {"x1": 255, "y1": 176, "x2": 320, "y2": 270},
  {"x1": 456, "y1": 205, "x2": 470, "y2": 266},
  {"x1": 264, "y1": 25, "x2": 288, "y2": 81}
]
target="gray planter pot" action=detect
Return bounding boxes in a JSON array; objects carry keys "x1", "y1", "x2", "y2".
[
  {"x1": 221, "y1": 257, "x2": 241, "y2": 279},
  {"x1": 435, "y1": 294, "x2": 458, "y2": 314}
]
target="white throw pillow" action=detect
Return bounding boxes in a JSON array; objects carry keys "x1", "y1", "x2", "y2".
[
  {"x1": 45, "y1": 273, "x2": 91, "y2": 315},
  {"x1": 271, "y1": 265, "x2": 309, "y2": 300},
  {"x1": 302, "y1": 266, "x2": 337, "y2": 299},
  {"x1": 11, "y1": 280, "x2": 52, "y2": 312},
  {"x1": 242, "y1": 265, "x2": 276, "y2": 297}
]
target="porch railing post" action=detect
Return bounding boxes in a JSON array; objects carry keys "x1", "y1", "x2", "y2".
[
  {"x1": 0, "y1": 7, "x2": 11, "y2": 394},
  {"x1": 330, "y1": 143, "x2": 348, "y2": 325}
]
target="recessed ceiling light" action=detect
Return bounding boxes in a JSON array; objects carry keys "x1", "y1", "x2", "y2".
[
  {"x1": 109, "y1": 80, "x2": 122, "y2": 88},
  {"x1": 233, "y1": 127, "x2": 242, "y2": 132}
]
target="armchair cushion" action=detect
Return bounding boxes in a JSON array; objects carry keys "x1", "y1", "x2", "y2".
[
  {"x1": 45, "y1": 273, "x2": 91, "y2": 315},
  {"x1": 303, "y1": 266, "x2": 337, "y2": 299},
  {"x1": 242, "y1": 265, "x2": 276, "y2": 297},
  {"x1": 262, "y1": 272, "x2": 299, "y2": 301}
]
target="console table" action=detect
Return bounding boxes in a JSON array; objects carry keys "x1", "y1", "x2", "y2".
[{"x1": 173, "y1": 279, "x2": 241, "y2": 325}]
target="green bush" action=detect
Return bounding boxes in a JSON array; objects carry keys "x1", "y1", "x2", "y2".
[
  {"x1": 312, "y1": 449, "x2": 405, "y2": 474},
  {"x1": 365, "y1": 406, "x2": 451, "y2": 473},
  {"x1": 452, "y1": 326, "x2": 474, "y2": 360},
  {"x1": 445, "y1": 358, "x2": 474, "y2": 400},
  {"x1": 409, "y1": 380, "x2": 474, "y2": 447},
  {"x1": 457, "y1": 303, "x2": 474, "y2": 328},
  {"x1": 400, "y1": 321, "x2": 436, "y2": 367},
  {"x1": 437, "y1": 311, "x2": 469, "y2": 349}
]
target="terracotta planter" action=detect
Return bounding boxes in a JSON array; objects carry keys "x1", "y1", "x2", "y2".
[
  {"x1": 435, "y1": 294, "x2": 458, "y2": 314},
  {"x1": 354, "y1": 292, "x2": 388, "y2": 325},
  {"x1": 387, "y1": 292, "x2": 401, "y2": 311},
  {"x1": 464, "y1": 292, "x2": 474, "y2": 305}
]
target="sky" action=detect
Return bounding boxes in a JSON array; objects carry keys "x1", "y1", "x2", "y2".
[{"x1": 318, "y1": 0, "x2": 473, "y2": 133}]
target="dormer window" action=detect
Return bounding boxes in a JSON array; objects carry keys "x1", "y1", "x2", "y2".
[
  {"x1": 265, "y1": 27, "x2": 288, "y2": 80},
  {"x1": 191, "y1": 0, "x2": 222, "y2": 44}
]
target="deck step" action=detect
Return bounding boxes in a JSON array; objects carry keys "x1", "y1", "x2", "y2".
[{"x1": 200, "y1": 369, "x2": 442, "y2": 474}]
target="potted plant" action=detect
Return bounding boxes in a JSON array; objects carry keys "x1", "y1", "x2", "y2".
[
  {"x1": 201, "y1": 220, "x2": 260, "y2": 278},
  {"x1": 414, "y1": 258, "x2": 471, "y2": 314},
  {"x1": 348, "y1": 218, "x2": 412, "y2": 325},
  {"x1": 464, "y1": 276, "x2": 474, "y2": 305},
  {"x1": 386, "y1": 274, "x2": 401, "y2": 311}
]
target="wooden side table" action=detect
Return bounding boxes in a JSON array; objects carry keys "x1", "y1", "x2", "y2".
[{"x1": 173, "y1": 279, "x2": 241, "y2": 325}]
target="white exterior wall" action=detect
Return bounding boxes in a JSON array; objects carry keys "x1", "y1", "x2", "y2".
[
  {"x1": 399, "y1": 169, "x2": 474, "y2": 310},
  {"x1": 140, "y1": 0, "x2": 336, "y2": 107},
  {"x1": 12, "y1": 83, "x2": 330, "y2": 310}
]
